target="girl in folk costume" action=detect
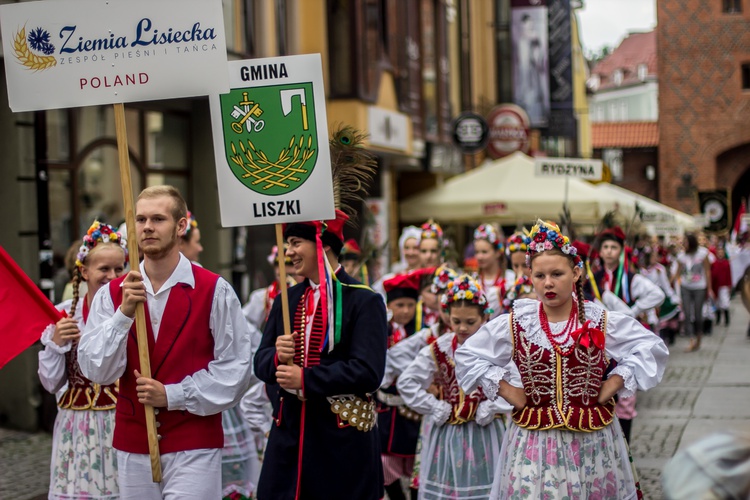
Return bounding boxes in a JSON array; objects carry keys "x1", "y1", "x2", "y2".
[
  {"x1": 243, "y1": 245, "x2": 299, "y2": 332},
  {"x1": 394, "y1": 226, "x2": 423, "y2": 274},
  {"x1": 379, "y1": 271, "x2": 423, "y2": 500},
  {"x1": 502, "y1": 232, "x2": 536, "y2": 314},
  {"x1": 456, "y1": 220, "x2": 669, "y2": 500},
  {"x1": 38, "y1": 221, "x2": 127, "y2": 500},
  {"x1": 711, "y1": 245, "x2": 732, "y2": 326},
  {"x1": 473, "y1": 224, "x2": 515, "y2": 319},
  {"x1": 382, "y1": 267, "x2": 459, "y2": 389},
  {"x1": 372, "y1": 226, "x2": 421, "y2": 300},
  {"x1": 398, "y1": 275, "x2": 516, "y2": 500},
  {"x1": 590, "y1": 226, "x2": 665, "y2": 442},
  {"x1": 638, "y1": 245, "x2": 682, "y2": 344},
  {"x1": 419, "y1": 220, "x2": 445, "y2": 269},
  {"x1": 416, "y1": 221, "x2": 447, "y2": 328},
  {"x1": 380, "y1": 266, "x2": 458, "y2": 491}
]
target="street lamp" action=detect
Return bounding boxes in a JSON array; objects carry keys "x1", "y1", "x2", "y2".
[{"x1": 645, "y1": 164, "x2": 656, "y2": 181}]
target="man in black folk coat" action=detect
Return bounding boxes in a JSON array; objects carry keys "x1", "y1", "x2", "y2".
[{"x1": 254, "y1": 210, "x2": 387, "y2": 500}]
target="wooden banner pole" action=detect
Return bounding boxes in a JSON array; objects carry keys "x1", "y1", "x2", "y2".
[
  {"x1": 113, "y1": 103, "x2": 163, "y2": 483},
  {"x1": 274, "y1": 223, "x2": 293, "y2": 362}
]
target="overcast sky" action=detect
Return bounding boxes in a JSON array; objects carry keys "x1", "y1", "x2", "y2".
[{"x1": 576, "y1": 0, "x2": 656, "y2": 55}]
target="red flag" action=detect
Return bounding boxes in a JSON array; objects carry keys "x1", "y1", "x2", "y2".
[
  {"x1": 732, "y1": 199, "x2": 747, "y2": 244},
  {"x1": 0, "y1": 245, "x2": 64, "y2": 369}
]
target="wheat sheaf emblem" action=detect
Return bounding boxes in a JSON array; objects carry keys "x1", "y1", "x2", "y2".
[
  {"x1": 13, "y1": 26, "x2": 57, "y2": 71},
  {"x1": 229, "y1": 135, "x2": 315, "y2": 191}
]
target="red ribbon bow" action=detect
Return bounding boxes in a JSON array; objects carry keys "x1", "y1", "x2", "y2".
[{"x1": 571, "y1": 320, "x2": 605, "y2": 350}]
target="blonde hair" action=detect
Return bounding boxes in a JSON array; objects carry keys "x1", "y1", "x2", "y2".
[{"x1": 137, "y1": 185, "x2": 187, "y2": 222}]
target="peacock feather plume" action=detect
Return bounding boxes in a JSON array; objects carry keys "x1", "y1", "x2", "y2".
[{"x1": 329, "y1": 125, "x2": 378, "y2": 225}]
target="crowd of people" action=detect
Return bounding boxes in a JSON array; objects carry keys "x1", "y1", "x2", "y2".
[{"x1": 37, "y1": 167, "x2": 750, "y2": 500}]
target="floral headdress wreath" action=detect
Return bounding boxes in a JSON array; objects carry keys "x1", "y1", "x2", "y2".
[
  {"x1": 75, "y1": 220, "x2": 128, "y2": 267},
  {"x1": 420, "y1": 220, "x2": 447, "y2": 248},
  {"x1": 502, "y1": 275, "x2": 534, "y2": 310},
  {"x1": 526, "y1": 220, "x2": 582, "y2": 269},
  {"x1": 474, "y1": 224, "x2": 504, "y2": 252},
  {"x1": 505, "y1": 232, "x2": 531, "y2": 256},
  {"x1": 185, "y1": 210, "x2": 199, "y2": 235},
  {"x1": 440, "y1": 274, "x2": 492, "y2": 315},
  {"x1": 430, "y1": 266, "x2": 458, "y2": 294}
]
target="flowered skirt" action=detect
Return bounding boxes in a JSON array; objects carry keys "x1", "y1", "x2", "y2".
[
  {"x1": 491, "y1": 419, "x2": 638, "y2": 500},
  {"x1": 221, "y1": 405, "x2": 259, "y2": 500},
  {"x1": 419, "y1": 419, "x2": 504, "y2": 499},
  {"x1": 49, "y1": 408, "x2": 119, "y2": 499}
]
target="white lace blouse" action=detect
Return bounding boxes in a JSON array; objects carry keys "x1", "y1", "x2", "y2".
[{"x1": 455, "y1": 298, "x2": 669, "y2": 401}]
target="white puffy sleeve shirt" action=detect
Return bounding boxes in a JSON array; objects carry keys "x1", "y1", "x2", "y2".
[
  {"x1": 398, "y1": 332, "x2": 514, "y2": 426},
  {"x1": 77, "y1": 255, "x2": 254, "y2": 416},
  {"x1": 381, "y1": 325, "x2": 439, "y2": 388},
  {"x1": 456, "y1": 298, "x2": 669, "y2": 401},
  {"x1": 38, "y1": 298, "x2": 80, "y2": 395}
]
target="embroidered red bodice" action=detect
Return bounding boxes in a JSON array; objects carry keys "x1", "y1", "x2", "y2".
[
  {"x1": 510, "y1": 311, "x2": 615, "y2": 431},
  {"x1": 431, "y1": 336, "x2": 485, "y2": 424}
]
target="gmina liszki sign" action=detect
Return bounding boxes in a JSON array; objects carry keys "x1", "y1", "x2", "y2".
[{"x1": 0, "y1": 0, "x2": 229, "y2": 112}]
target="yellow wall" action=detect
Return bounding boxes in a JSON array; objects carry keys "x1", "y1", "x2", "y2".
[
  {"x1": 470, "y1": 0, "x2": 497, "y2": 112},
  {"x1": 571, "y1": 13, "x2": 592, "y2": 158}
]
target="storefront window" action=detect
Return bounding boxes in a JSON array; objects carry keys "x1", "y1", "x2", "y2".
[
  {"x1": 47, "y1": 106, "x2": 190, "y2": 253},
  {"x1": 46, "y1": 109, "x2": 69, "y2": 162}
]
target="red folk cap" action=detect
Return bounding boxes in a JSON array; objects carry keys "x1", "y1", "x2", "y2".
[{"x1": 383, "y1": 271, "x2": 422, "y2": 303}]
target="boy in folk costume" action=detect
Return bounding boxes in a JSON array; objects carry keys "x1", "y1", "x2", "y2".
[
  {"x1": 378, "y1": 271, "x2": 423, "y2": 500},
  {"x1": 78, "y1": 186, "x2": 255, "y2": 499},
  {"x1": 591, "y1": 226, "x2": 665, "y2": 443},
  {"x1": 339, "y1": 238, "x2": 371, "y2": 285},
  {"x1": 253, "y1": 127, "x2": 387, "y2": 500}
]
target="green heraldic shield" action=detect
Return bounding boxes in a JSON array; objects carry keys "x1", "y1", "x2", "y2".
[{"x1": 220, "y1": 82, "x2": 318, "y2": 196}]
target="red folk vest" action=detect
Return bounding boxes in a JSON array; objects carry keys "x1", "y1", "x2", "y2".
[
  {"x1": 109, "y1": 264, "x2": 223, "y2": 454},
  {"x1": 431, "y1": 336, "x2": 485, "y2": 424},
  {"x1": 510, "y1": 311, "x2": 615, "y2": 432}
]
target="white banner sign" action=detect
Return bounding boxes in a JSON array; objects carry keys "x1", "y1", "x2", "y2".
[
  {"x1": 209, "y1": 55, "x2": 335, "y2": 227},
  {"x1": 0, "y1": 0, "x2": 228, "y2": 112},
  {"x1": 534, "y1": 157, "x2": 603, "y2": 180}
]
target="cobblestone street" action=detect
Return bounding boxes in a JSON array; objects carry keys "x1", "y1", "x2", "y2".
[{"x1": 2, "y1": 300, "x2": 749, "y2": 499}]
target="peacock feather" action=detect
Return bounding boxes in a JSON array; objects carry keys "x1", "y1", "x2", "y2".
[{"x1": 329, "y1": 125, "x2": 378, "y2": 225}]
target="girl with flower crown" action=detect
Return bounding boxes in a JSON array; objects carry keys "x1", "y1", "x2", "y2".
[
  {"x1": 380, "y1": 266, "x2": 458, "y2": 492},
  {"x1": 38, "y1": 221, "x2": 127, "y2": 500},
  {"x1": 501, "y1": 232, "x2": 537, "y2": 314},
  {"x1": 398, "y1": 275, "x2": 517, "y2": 499},
  {"x1": 473, "y1": 224, "x2": 516, "y2": 320},
  {"x1": 455, "y1": 220, "x2": 669, "y2": 500}
]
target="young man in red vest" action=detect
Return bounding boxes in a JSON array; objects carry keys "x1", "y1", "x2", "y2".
[
  {"x1": 254, "y1": 210, "x2": 388, "y2": 500},
  {"x1": 78, "y1": 185, "x2": 254, "y2": 499}
]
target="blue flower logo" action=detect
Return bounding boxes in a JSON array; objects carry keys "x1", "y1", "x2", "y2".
[{"x1": 27, "y1": 27, "x2": 55, "y2": 55}]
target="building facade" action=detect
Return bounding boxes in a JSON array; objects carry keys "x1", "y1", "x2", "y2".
[
  {"x1": 589, "y1": 31, "x2": 659, "y2": 200},
  {"x1": 657, "y1": 0, "x2": 750, "y2": 217}
]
